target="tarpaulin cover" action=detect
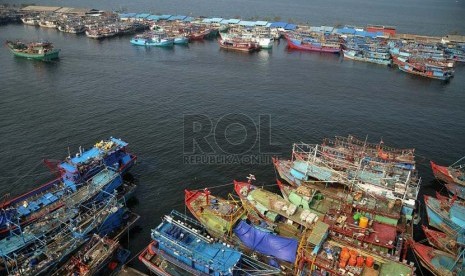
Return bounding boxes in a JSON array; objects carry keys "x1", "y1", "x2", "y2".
[{"x1": 233, "y1": 220, "x2": 298, "y2": 263}]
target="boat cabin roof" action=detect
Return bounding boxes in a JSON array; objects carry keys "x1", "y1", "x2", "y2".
[{"x1": 154, "y1": 218, "x2": 242, "y2": 273}]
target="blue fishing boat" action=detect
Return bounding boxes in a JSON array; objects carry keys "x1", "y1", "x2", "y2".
[
  {"x1": 2, "y1": 196, "x2": 126, "y2": 275},
  {"x1": 130, "y1": 34, "x2": 174, "y2": 47},
  {"x1": 173, "y1": 35, "x2": 189, "y2": 45},
  {"x1": 343, "y1": 49, "x2": 392, "y2": 65},
  {"x1": 139, "y1": 210, "x2": 281, "y2": 275},
  {"x1": 56, "y1": 137, "x2": 137, "y2": 183},
  {"x1": 0, "y1": 137, "x2": 136, "y2": 237},
  {"x1": 0, "y1": 166, "x2": 131, "y2": 240},
  {"x1": 425, "y1": 195, "x2": 465, "y2": 236}
]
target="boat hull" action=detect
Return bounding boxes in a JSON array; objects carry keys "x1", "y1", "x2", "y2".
[
  {"x1": 398, "y1": 64, "x2": 452, "y2": 80},
  {"x1": 173, "y1": 37, "x2": 189, "y2": 45},
  {"x1": 9, "y1": 49, "x2": 60, "y2": 61},
  {"x1": 130, "y1": 38, "x2": 174, "y2": 47},
  {"x1": 343, "y1": 50, "x2": 392, "y2": 65},
  {"x1": 218, "y1": 39, "x2": 259, "y2": 52},
  {"x1": 286, "y1": 36, "x2": 340, "y2": 53}
]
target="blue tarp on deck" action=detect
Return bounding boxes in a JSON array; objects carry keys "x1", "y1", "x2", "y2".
[
  {"x1": 284, "y1": 24, "x2": 297, "y2": 30},
  {"x1": 269, "y1": 22, "x2": 287, "y2": 28},
  {"x1": 336, "y1": 27, "x2": 356, "y2": 34},
  {"x1": 234, "y1": 220, "x2": 298, "y2": 263},
  {"x1": 202, "y1": 17, "x2": 223, "y2": 23},
  {"x1": 135, "y1": 13, "x2": 150, "y2": 19},
  {"x1": 239, "y1": 20, "x2": 256, "y2": 27},
  {"x1": 158, "y1": 14, "x2": 172, "y2": 20},
  {"x1": 147, "y1": 15, "x2": 160, "y2": 21},
  {"x1": 168, "y1": 15, "x2": 187, "y2": 21},
  {"x1": 119, "y1": 13, "x2": 137, "y2": 18},
  {"x1": 221, "y1": 18, "x2": 241, "y2": 24}
]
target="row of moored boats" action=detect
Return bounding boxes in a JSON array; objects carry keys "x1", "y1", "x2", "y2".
[{"x1": 1, "y1": 135, "x2": 464, "y2": 275}]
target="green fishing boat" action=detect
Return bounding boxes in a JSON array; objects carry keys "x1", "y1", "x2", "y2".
[{"x1": 5, "y1": 41, "x2": 60, "y2": 61}]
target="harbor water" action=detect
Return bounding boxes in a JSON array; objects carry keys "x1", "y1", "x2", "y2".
[{"x1": 1, "y1": 0, "x2": 465, "y2": 273}]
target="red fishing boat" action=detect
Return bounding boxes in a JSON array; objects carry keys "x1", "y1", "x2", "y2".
[
  {"x1": 218, "y1": 38, "x2": 259, "y2": 52},
  {"x1": 410, "y1": 240, "x2": 462, "y2": 276},
  {"x1": 285, "y1": 34, "x2": 341, "y2": 53},
  {"x1": 431, "y1": 159, "x2": 465, "y2": 186},
  {"x1": 422, "y1": 225, "x2": 459, "y2": 255}
]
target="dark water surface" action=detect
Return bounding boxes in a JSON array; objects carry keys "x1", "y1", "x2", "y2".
[{"x1": 1, "y1": 0, "x2": 465, "y2": 274}]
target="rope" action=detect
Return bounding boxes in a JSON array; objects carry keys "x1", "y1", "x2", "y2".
[{"x1": 411, "y1": 244, "x2": 425, "y2": 276}]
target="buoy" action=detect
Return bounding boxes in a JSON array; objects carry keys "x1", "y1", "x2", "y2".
[
  {"x1": 348, "y1": 256, "x2": 357, "y2": 266},
  {"x1": 356, "y1": 256, "x2": 364, "y2": 267},
  {"x1": 340, "y1": 248, "x2": 350, "y2": 262},
  {"x1": 366, "y1": 256, "x2": 374, "y2": 267},
  {"x1": 359, "y1": 216, "x2": 369, "y2": 229},
  {"x1": 349, "y1": 249, "x2": 358, "y2": 258},
  {"x1": 353, "y1": 212, "x2": 361, "y2": 221},
  {"x1": 339, "y1": 259, "x2": 348, "y2": 268}
]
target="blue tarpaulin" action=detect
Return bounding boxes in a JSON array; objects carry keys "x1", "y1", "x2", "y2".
[
  {"x1": 269, "y1": 22, "x2": 287, "y2": 28},
  {"x1": 233, "y1": 220, "x2": 298, "y2": 263},
  {"x1": 284, "y1": 24, "x2": 297, "y2": 30},
  {"x1": 168, "y1": 15, "x2": 187, "y2": 21}
]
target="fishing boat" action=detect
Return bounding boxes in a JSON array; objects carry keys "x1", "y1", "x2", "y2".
[
  {"x1": 273, "y1": 139, "x2": 420, "y2": 221},
  {"x1": 410, "y1": 240, "x2": 464, "y2": 276},
  {"x1": 53, "y1": 137, "x2": 137, "y2": 183},
  {"x1": 52, "y1": 234, "x2": 123, "y2": 276},
  {"x1": 173, "y1": 35, "x2": 189, "y2": 45},
  {"x1": 422, "y1": 225, "x2": 462, "y2": 255},
  {"x1": 343, "y1": 49, "x2": 392, "y2": 65},
  {"x1": 285, "y1": 34, "x2": 341, "y2": 53},
  {"x1": 187, "y1": 25, "x2": 212, "y2": 41},
  {"x1": 21, "y1": 16, "x2": 39, "y2": 26},
  {"x1": 234, "y1": 180, "x2": 321, "y2": 238},
  {"x1": 397, "y1": 58, "x2": 454, "y2": 80},
  {"x1": 323, "y1": 135, "x2": 416, "y2": 163},
  {"x1": 294, "y1": 228, "x2": 415, "y2": 276},
  {"x1": 58, "y1": 23, "x2": 87, "y2": 34},
  {"x1": 218, "y1": 38, "x2": 259, "y2": 52},
  {"x1": 184, "y1": 188, "x2": 299, "y2": 270},
  {"x1": 236, "y1": 180, "x2": 405, "y2": 258},
  {"x1": 184, "y1": 188, "x2": 244, "y2": 237},
  {"x1": 0, "y1": 137, "x2": 136, "y2": 237},
  {"x1": 130, "y1": 33, "x2": 174, "y2": 47},
  {"x1": 139, "y1": 210, "x2": 281, "y2": 275},
  {"x1": 276, "y1": 179, "x2": 404, "y2": 227},
  {"x1": 1, "y1": 196, "x2": 126, "y2": 275},
  {"x1": 5, "y1": 40, "x2": 60, "y2": 61},
  {"x1": 0, "y1": 167, "x2": 131, "y2": 256},
  {"x1": 445, "y1": 183, "x2": 465, "y2": 200},
  {"x1": 424, "y1": 195, "x2": 465, "y2": 236},
  {"x1": 431, "y1": 158, "x2": 465, "y2": 187},
  {"x1": 38, "y1": 19, "x2": 58, "y2": 29},
  {"x1": 0, "y1": 167, "x2": 126, "y2": 238},
  {"x1": 220, "y1": 32, "x2": 272, "y2": 49}
]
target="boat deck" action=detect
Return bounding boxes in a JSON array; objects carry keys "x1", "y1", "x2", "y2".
[
  {"x1": 324, "y1": 209, "x2": 397, "y2": 249},
  {"x1": 249, "y1": 188, "x2": 322, "y2": 227},
  {"x1": 155, "y1": 219, "x2": 242, "y2": 273}
]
